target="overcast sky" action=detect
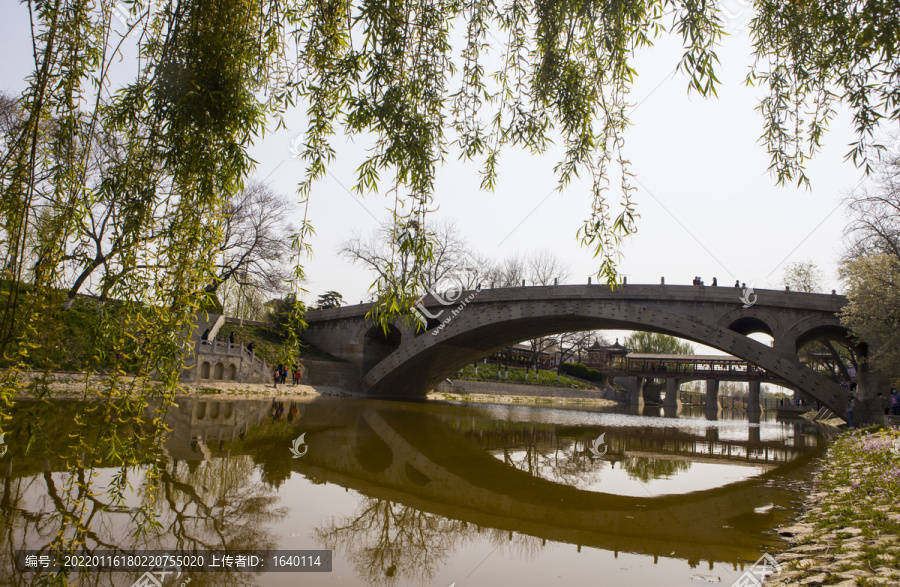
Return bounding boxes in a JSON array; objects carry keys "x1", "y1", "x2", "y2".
[{"x1": 0, "y1": 4, "x2": 872, "y2": 313}]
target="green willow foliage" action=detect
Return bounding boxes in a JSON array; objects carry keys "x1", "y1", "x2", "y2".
[
  {"x1": 750, "y1": 0, "x2": 900, "y2": 184},
  {"x1": 3, "y1": 0, "x2": 896, "y2": 345},
  {"x1": 291, "y1": 0, "x2": 723, "y2": 328},
  {"x1": 0, "y1": 1, "x2": 289, "y2": 582}
]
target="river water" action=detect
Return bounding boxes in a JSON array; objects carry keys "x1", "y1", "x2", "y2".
[{"x1": 0, "y1": 396, "x2": 830, "y2": 586}]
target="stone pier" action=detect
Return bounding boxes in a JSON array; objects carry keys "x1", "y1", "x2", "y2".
[
  {"x1": 747, "y1": 379, "x2": 761, "y2": 412},
  {"x1": 622, "y1": 376, "x2": 645, "y2": 409},
  {"x1": 705, "y1": 379, "x2": 720, "y2": 414},
  {"x1": 663, "y1": 377, "x2": 682, "y2": 410}
]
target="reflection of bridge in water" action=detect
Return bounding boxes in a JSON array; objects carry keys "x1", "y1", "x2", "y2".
[
  {"x1": 460, "y1": 419, "x2": 818, "y2": 468},
  {"x1": 0, "y1": 396, "x2": 833, "y2": 587},
  {"x1": 152, "y1": 397, "x2": 825, "y2": 565},
  {"x1": 157, "y1": 396, "x2": 271, "y2": 459}
]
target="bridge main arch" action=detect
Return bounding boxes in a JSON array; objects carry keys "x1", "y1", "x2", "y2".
[
  {"x1": 304, "y1": 284, "x2": 869, "y2": 419},
  {"x1": 362, "y1": 298, "x2": 848, "y2": 415}
]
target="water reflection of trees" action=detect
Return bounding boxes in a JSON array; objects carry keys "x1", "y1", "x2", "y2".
[
  {"x1": 315, "y1": 498, "x2": 542, "y2": 586},
  {"x1": 0, "y1": 454, "x2": 282, "y2": 587},
  {"x1": 498, "y1": 438, "x2": 605, "y2": 488},
  {"x1": 503, "y1": 443, "x2": 693, "y2": 487},
  {"x1": 622, "y1": 456, "x2": 691, "y2": 484},
  {"x1": 466, "y1": 424, "x2": 695, "y2": 487},
  {"x1": 150, "y1": 455, "x2": 285, "y2": 552},
  {"x1": 1, "y1": 466, "x2": 138, "y2": 586}
]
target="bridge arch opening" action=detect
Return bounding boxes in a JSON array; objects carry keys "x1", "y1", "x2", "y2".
[
  {"x1": 727, "y1": 317, "x2": 774, "y2": 338},
  {"x1": 200, "y1": 362, "x2": 211, "y2": 379},
  {"x1": 795, "y1": 324, "x2": 855, "y2": 351},
  {"x1": 725, "y1": 317, "x2": 776, "y2": 349},
  {"x1": 362, "y1": 325, "x2": 402, "y2": 374},
  {"x1": 748, "y1": 332, "x2": 774, "y2": 347},
  {"x1": 794, "y1": 325, "x2": 860, "y2": 385},
  {"x1": 213, "y1": 362, "x2": 224, "y2": 380}
]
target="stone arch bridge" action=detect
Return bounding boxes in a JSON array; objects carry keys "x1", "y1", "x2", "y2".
[{"x1": 303, "y1": 284, "x2": 879, "y2": 421}]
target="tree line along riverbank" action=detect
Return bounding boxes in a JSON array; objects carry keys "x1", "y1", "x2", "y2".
[{"x1": 451, "y1": 363, "x2": 602, "y2": 390}]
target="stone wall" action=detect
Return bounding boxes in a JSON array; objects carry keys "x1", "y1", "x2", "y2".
[{"x1": 304, "y1": 359, "x2": 361, "y2": 390}]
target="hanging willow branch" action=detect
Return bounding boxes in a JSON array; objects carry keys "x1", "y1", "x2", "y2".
[
  {"x1": 0, "y1": 1, "x2": 291, "y2": 580},
  {"x1": 289, "y1": 0, "x2": 723, "y2": 330},
  {"x1": 1, "y1": 0, "x2": 898, "y2": 367}
]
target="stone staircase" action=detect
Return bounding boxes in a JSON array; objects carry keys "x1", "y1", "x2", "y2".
[{"x1": 181, "y1": 313, "x2": 271, "y2": 384}]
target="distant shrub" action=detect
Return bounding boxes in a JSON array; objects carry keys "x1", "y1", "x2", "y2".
[
  {"x1": 559, "y1": 362, "x2": 604, "y2": 382},
  {"x1": 454, "y1": 364, "x2": 592, "y2": 389}
]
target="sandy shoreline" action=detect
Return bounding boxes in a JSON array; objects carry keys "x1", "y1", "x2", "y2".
[{"x1": 426, "y1": 389, "x2": 617, "y2": 407}]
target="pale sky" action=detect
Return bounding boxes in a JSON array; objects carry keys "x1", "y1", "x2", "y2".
[{"x1": 0, "y1": 3, "x2": 870, "y2": 311}]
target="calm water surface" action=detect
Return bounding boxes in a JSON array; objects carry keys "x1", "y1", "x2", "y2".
[{"x1": 0, "y1": 396, "x2": 831, "y2": 586}]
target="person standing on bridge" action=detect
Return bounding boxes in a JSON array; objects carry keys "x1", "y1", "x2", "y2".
[{"x1": 890, "y1": 389, "x2": 900, "y2": 415}]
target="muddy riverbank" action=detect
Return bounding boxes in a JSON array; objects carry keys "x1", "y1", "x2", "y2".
[{"x1": 9, "y1": 371, "x2": 622, "y2": 409}]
